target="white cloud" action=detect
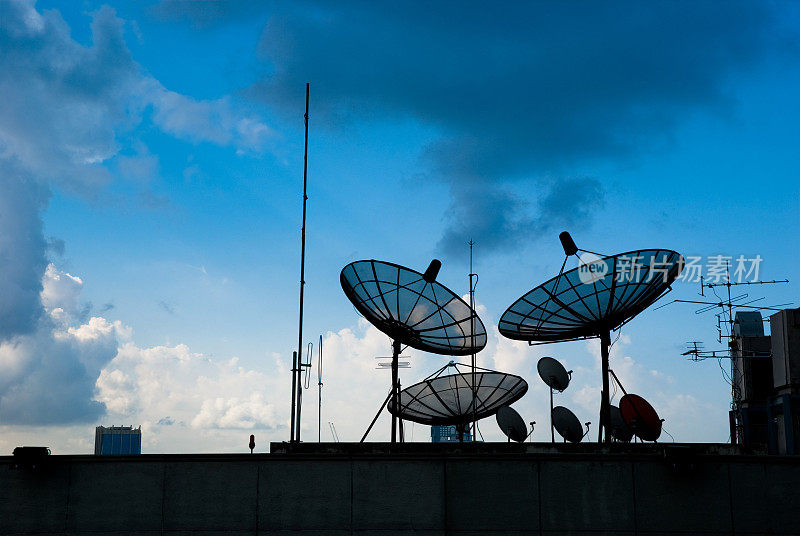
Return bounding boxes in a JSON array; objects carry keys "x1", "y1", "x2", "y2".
[
  {"x1": 0, "y1": 266, "x2": 122, "y2": 424},
  {"x1": 94, "y1": 343, "x2": 285, "y2": 451},
  {"x1": 142, "y1": 78, "x2": 274, "y2": 152},
  {"x1": 0, "y1": 0, "x2": 276, "y2": 437},
  {"x1": 41, "y1": 264, "x2": 83, "y2": 320}
]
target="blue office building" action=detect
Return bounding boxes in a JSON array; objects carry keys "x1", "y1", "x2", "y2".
[{"x1": 94, "y1": 425, "x2": 142, "y2": 455}]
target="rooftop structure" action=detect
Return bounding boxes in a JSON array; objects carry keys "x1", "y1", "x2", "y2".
[{"x1": 94, "y1": 425, "x2": 141, "y2": 455}]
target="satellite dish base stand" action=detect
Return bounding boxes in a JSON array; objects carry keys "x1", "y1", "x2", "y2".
[
  {"x1": 550, "y1": 386, "x2": 555, "y2": 443},
  {"x1": 600, "y1": 329, "x2": 612, "y2": 444},
  {"x1": 391, "y1": 339, "x2": 401, "y2": 443},
  {"x1": 360, "y1": 389, "x2": 393, "y2": 443}
]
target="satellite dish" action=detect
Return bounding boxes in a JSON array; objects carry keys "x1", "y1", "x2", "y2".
[
  {"x1": 498, "y1": 246, "x2": 683, "y2": 343},
  {"x1": 619, "y1": 394, "x2": 662, "y2": 442},
  {"x1": 609, "y1": 405, "x2": 633, "y2": 442},
  {"x1": 498, "y1": 232, "x2": 683, "y2": 442},
  {"x1": 537, "y1": 356, "x2": 570, "y2": 391},
  {"x1": 496, "y1": 406, "x2": 527, "y2": 442},
  {"x1": 552, "y1": 406, "x2": 584, "y2": 443},
  {"x1": 341, "y1": 259, "x2": 487, "y2": 355},
  {"x1": 388, "y1": 362, "x2": 527, "y2": 427},
  {"x1": 341, "y1": 259, "x2": 487, "y2": 443}
]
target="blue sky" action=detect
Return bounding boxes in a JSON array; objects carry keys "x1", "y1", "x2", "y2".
[{"x1": 1, "y1": 0, "x2": 798, "y2": 452}]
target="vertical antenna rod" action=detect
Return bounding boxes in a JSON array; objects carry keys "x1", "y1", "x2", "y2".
[
  {"x1": 318, "y1": 334, "x2": 323, "y2": 442},
  {"x1": 292, "y1": 83, "x2": 310, "y2": 443},
  {"x1": 469, "y1": 240, "x2": 477, "y2": 442}
]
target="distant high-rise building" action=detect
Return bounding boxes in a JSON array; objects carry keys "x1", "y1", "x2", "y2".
[
  {"x1": 431, "y1": 424, "x2": 472, "y2": 442},
  {"x1": 94, "y1": 425, "x2": 142, "y2": 455}
]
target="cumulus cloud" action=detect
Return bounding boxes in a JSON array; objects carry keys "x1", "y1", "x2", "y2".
[
  {"x1": 0, "y1": 173, "x2": 48, "y2": 339},
  {"x1": 0, "y1": 265, "x2": 123, "y2": 424},
  {"x1": 140, "y1": 78, "x2": 275, "y2": 151},
  {"x1": 253, "y1": 1, "x2": 796, "y2": 253},
  {"x1": 0, "y1": 0, "x2": 274, "y2": 427},
  {"x1": 95, "y1": 343, "x2": 283, "y2": 448},
  {"x1": 0, "y1": 1, "x2": 272, "y2": 188}
]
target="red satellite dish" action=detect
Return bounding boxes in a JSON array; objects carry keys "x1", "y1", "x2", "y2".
[{"x1": 619, "y1": 394, "x2": 662, "y2": 441}]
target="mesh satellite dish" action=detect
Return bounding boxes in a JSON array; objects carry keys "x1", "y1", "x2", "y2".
[
  {"x1": 341, "y1": 259, "x2": 487, "y2": 442},
  {"x1": 499, "y1": 232, "x2": 683, "y2": 442},
  {"x1": 552, "y1": 406, "x2": 585, "y2": 443},
  {"x1": 388, "y1": 362, "x2": 527, "y2": 437},
  {"x1": 619, "y1": 393, "x2": 663, "y2": 442},
  {"x1": 609, "y1": 405, "x2": 633, "y2": 442},
  {"x1": 496, "y1": 406, "x2": 528, "y2": 442}
]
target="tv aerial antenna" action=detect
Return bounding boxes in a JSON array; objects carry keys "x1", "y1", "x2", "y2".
[
  {"x1": 655, "y1": 261, "x2": 788, "y2": 444},
  {"x1": 341, "y1": 258, "x2": 487, "y2": 443},
  {"x1": 654, "y1": 260, "x2": 789, "y2": 344},
  {"x1": 499, "y1": 231, "x2": 683, "y2": 443}
]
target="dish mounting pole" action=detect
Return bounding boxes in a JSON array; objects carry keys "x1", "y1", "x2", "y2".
[
  {"x1": 549, "y1": 385, "x2": 555, "y2": 443},
  {"x1": 292, "y1": 83, "x2": 310, "y2": 444},
  {"x1": 391, "y1": 339, "x2": 401, "y2": 443},
  {"x1": 600, "y1": 329, "x2": 611, "y2": 443}
]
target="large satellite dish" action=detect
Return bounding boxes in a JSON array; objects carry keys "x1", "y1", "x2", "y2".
[
  {"x1": 341, "y1": 259, "x2": 487, "y2": 355},
  {"x1": 341, "y1": 259, "x2": 487, "y2": 442},
  {"x1": 496, "y1": 406, "x2": 528, "y2": 442},
  {"x1": 620, "y1": 393, "x2": 662, "y2": 442},
  {"x1": 499, "y1": 232, "x2": 683, "y2": 443},
  {"x1": 387, "y1": 362, "x2": 527, "y2": 433},
  {"x1": 552, "y1": 406, "x2": 584, "y2": 443}
]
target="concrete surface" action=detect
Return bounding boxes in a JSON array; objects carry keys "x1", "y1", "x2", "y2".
[{"x1": 1, "y1": 443, "x2": 798, "y2": 535}]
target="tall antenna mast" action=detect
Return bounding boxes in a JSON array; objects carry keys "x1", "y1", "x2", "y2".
[
  {"x1": 291, "y1": 83, "x2": 310, "y2": 444},
  {"x1": 469, "y1": 240, "x2": 477, "y2": 441}
]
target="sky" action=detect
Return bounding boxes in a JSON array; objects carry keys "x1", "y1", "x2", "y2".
[{"x1": 1, "y1": 0, "x2": 799, "y2": 453}]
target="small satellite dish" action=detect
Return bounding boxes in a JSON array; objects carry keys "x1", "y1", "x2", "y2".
[
  {"x1": 537, "y1": 357, "x2": 570, "y2": 391},
  {"x1": 552, "y1": 406, "x2": 583, "y2": 443},
  {"x1": 619, "y1": 394, "x2": 662, "y2": 442},
  {"x1": 496, "y1": 406, "x2": 527, "y2": 442},
  {"x1": 609, "y1": 405, "x2": 633, "y2": 442}
]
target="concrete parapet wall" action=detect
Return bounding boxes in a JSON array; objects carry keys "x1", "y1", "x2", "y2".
[{"x1": 1, "y1": 443, "x2": 798, "y2": 535}]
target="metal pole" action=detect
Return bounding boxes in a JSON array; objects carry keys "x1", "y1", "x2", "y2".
[
  {"x1": 469, "y1": 240, "x2": 476, "y2": 442},
  {"x1": 391, "y1": 339, "x2": 400, "y2": 443},
  {"x1": 362, "y1": 389, "x2": 393, "y2": 442},
  {"x1": 294, "y1": 83, "x2": 310, "y2": 443},
  {"x1": 550, "y1": 386, "x2": 555, "y2": 443},
  {"x1": 290, "y1": 350, "x2": 297, "y2": 442},
  {"x1": 318, "y1": 335, "x2": 323, "y2": 443},
  {"x1": 600, "y1": 329, "x2": 611, "y2": 443}
]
